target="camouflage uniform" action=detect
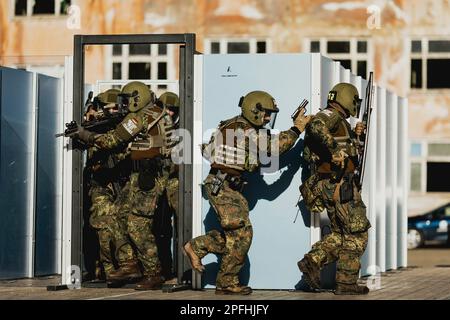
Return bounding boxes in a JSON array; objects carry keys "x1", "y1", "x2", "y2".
[
  {"x1": 300, "y1": 105, "x2": 371, "y2": 287},
  {"x1": 190, "y1": 115, "x2": 300, "y2": 289},
  {"x1": 86, "y1": 146, "x2": 134, "y2": 277},
  {"x1": 93, "y1": 104, "x2": 179, "y2": 278}
]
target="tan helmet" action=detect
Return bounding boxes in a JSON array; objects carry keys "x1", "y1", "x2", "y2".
[
  {"x1": 97, "y1": 89, "x2": 120, "y2": 105},
  {"x1": 327, "y1": 83, "x2": 362, "y2": 117},
  {"x1": 120, "y1": 81, "x2": 155, "y2": 112},
  {"x1": 159, "y1": 92, "x2": 180, "y2": 110},
  {"x1": 239, "y1": 91, "x2": 279, "y2": 127}
]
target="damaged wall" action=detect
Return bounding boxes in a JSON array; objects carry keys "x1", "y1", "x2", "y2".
[{"x1": 1, "y1": 0, "x2": 449, "y2": 212}]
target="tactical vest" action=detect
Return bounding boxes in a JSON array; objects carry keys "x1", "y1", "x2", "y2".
[
  {"x1": 130, "y1": 105, "x2": 178, "y2": 160},
  {"x1": 202, "y1": 116, "x2": 258, "y2": 174},
  {"x1": 305, "y1": 107, "x2": 359, "y2": 174}
]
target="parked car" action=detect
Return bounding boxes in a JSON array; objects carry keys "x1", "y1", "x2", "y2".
[{"x1": 408, "y1": 202, "x2": 450, "y2": 249}]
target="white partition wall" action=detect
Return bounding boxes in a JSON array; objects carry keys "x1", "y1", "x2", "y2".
[
  {"x1": 190, "y1": 53, "x2": 407, "y2": 289},
  {"x1": 376, "y1": 87, "x2": 387, "y2": 272},
  {"x1": 386, "y1": 92, "x2": 399, "y2": 270},
  {"x1": 397, "y1": 97, "x2": 409, "y2": 268}
]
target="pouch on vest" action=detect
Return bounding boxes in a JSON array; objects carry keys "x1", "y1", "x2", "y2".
[{"x1": 300, "y1": 174, "x2": 324, "y2": 213}]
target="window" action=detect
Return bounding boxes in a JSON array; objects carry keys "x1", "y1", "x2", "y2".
[
  {"x1": 205, "y1": 39, "x2": 269, "y2": 54},
  {"x1": 411, "y1": 143, "x2": 422, "y2": 157},
  {"x1": 410, "y1": 163, "x2": 422, "y2": 192},
  {"x1": 109, "y1": 44, "x2": 174, "y2": 94},
  {"x1": 428, "y1": 143, "x2": 450, "y2": 157},
  {"x1": 309, "y1": 39, "x2": 371, "y2": 79},
  {"x1": 14, "y1": 0, "x2": 71, "y2": 16},
  {"x1": 411, "y1": 39, "x2": 450, "y2": 89},
  {"x1": 427, "y1": 162, "x2": 450, "y2": 192}
]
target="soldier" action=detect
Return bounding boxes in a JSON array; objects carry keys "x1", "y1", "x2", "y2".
[
  {"x1": 77, "y1": 82, "x2": 179, "y2": 290},
  {"x1": 298, "y1": 83, "x2": 371, "y2": 295},
  {"x1": 83, "y1": 89, "x2": 139, "y2": 282},
  {"x1": 153, "y1": 92, "x2": 180, "y2": 282},
  {"x1": 183, "y1": 91, "x2": 312, "y2": 295}
]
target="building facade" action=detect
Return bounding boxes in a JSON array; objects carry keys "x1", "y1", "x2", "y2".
[{"x1": 1, "y1": 0, "x2": 449, "y2": 215}]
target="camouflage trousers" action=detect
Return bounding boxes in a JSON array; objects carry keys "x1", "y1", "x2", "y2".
[
  {"x1": 190, "y1": 174, "x2": 253, "y2": 288},
  {"x1": 303, "y1": 177, "x2": 370, "y2": 285},
  {"x1": 116, "y1": 172, "x2": 179, "y2": 277},
  {"x1": 89, "y1": 185, "x2": 133, "y2": 276}
]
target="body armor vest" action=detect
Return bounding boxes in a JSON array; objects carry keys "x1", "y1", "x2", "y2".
[
  {"x1": 202, "y1": 116, "x2": 257, "y2": 174},
  {"x1": 305, "y1": 107, "x2": 359, "y2": 174},
  {"x1": 130, "y1": 105, "x2": 178, "y2": 160}
]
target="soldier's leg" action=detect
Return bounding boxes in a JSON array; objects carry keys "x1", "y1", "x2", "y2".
[
  {"x1": 127, "y1": 214, "x2": 161, "y2": 276},
  {"x1": 203, "y1": 181, "x2": 253, "y2": 293},
  {"x1": 334, "y1": 197, "x2": 369, "y2": 295},
  {"x1": 89, "y1": 186, "x2": 116, "y2": 278},
  {"x1": 126, "y1": 174, "x2": 165, "y2": 290}
]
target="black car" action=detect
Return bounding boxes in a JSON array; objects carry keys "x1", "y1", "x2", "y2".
[{"x1": 408, "y1": 202, "x2": 450, "y2": 249}]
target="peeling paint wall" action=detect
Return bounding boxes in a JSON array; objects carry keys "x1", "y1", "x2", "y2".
[{"x1": 1, "y1": 0, "x2": 450, "y2": 212}]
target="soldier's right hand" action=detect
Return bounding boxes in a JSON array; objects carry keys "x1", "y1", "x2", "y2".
[
  {"x1": 331, "y1": 150, "x2": 348, "y2": 169},
  {"x1": 293, "y1": 108, "x2": 312, "y2": 133}
]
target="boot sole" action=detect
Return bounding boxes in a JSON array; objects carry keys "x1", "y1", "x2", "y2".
[{"x1": 215, "y1": 290, "x2": 252, "y2": 296}]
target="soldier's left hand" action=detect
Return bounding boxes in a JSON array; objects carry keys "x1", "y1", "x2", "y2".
[
  {"x1": 293, "y1": 108, "x2": 313, "y2": 133},
  {"x1": 355, "y1": 122, "x2": 365, "y2": 136}
]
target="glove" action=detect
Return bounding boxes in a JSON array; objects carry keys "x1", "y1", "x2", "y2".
[
  {"x1": 354, "y1": 122, "x2": 365, "y2": 136},
  {"x1": 293, "y1": 108, "x2": 313, "y2": 133},
  {"x1": 77, "y1": 126, "x2": 95, "y2": 144},
  {"x1": 331, "y1": 150, "x2": 348, "y2": 169}
]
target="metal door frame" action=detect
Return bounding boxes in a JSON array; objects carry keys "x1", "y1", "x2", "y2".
[{"x1": 72, "y1": 33, "x2": 196, "y2": 285}]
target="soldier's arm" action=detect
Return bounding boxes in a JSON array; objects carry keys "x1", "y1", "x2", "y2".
[
  {"x1": 308, "y1": 115, "x2": 339, "y2": 154},
  {"x1": 93, "y1": 113, "x2": 144, "y2": 150}
]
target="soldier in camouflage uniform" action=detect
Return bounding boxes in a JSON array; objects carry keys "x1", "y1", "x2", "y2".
[
  {"x1": 83, "y1": 89, "x2": 138, "y2": 281},
  {"x1": 77, "y1": 82, "x2": 180, "y2": 290},
  {"x1": 298, "y1": 83, "x2": 371, "y2": 295},
  {"x1": 183, "y1": 91, "x2": 312, "y2": 295}
]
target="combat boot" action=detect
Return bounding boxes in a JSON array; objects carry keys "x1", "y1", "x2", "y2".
[
  {"x1": 183, "y1": 242, "x2": 205, "y2": 273},
  {"x1": 107, "y1": 261, "x2": 142, "y2": 282},
  {"x1": 334, "y1": 283, "x2": 370, "y2": 295},
  {"x1": 215, "y1": 285, "x2": 253, "y2": 296},
  {"x1": 297, "y1": 256, "x2": 321, "y2": 290},
  {"x1": 135, "y1": 275, "x2": 164, "y2": 291}
]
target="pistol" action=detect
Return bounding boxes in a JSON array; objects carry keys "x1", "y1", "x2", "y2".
[{"x1": 291, "y1": 99, "x2": 309, "y2": 120}]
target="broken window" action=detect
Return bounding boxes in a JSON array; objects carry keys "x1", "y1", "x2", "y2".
[
  {"x1": 336, "y1": 59, "x2": 351, "y2": 70},
  {"x1": 428, "y1": 143, "x2": 450, "y2": 157},
  {"x1": 410, "y1": 59, "x2": 423, "y2": 89},
  {"x1": 310, "y1": 41, "x2": 320, "y2": 53},
  {"x1": 129, "y1": 44, "x2": 151, "y2": 56},
  {"x1": 33, "y1": 0, "x2": 55, "y2": 15},
  {"x1": 427, "y1": 59, "x2": 450, "y2": 88},
  {"x1": 357, "y1": 41, "x2": 367, "y2": 53},
  {"x1": 227, "y1": 42, "x2": 250, "y2": 54},
  {"x1": 158, "y1": 62, "x2": 167, "y2": 80},
  {"x1": 427, "y1": 162, "x2": 450, "y2": 192},
  {"x1": 256, "y1": 41, "x2": 266, "y2": 54},
  {"x1": 211, "y1": 42, "x2": 220, "y2": 54},
  {"x1": 429, "y1": 40, "x2": 450, "y2": 53},
  {"x1": 310, "y1": 39, "x2": 370, "y2": 78},
  {"x1": 15, "y1": 0, "x2": 27, "y2": 16},
  {"x1": 129, "y1": 63, "x2": 151, "y2": 80},
  {"x1": 410, "y1": 163, "x2": 422, "y2": 192},
  {"x1": 158, "y1": 44, "x2": 167, "y2": 56},
  {"x1": 112, "y1": 63, "x2": 122, "y2": 80},
  {"x1": 327, "y1": 41, "x2": 350, "y2": 54},
  {"x1": 357, "y1": 60, "x2": 367, "y2": 79}
]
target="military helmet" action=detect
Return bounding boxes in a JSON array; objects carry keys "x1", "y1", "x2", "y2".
[
  {"x1": 97, "y1": 89, "x2": 120, "y2": 105},
  {"x1": 239, "y1": 91, "x2": 279, "y2": 127},
  {"x1": 327, "y1": 83, "x2": 362, "y2": 117},
  {"x1": 159, "y1": 92, "x2": 180, "y2": 109},
  {"x1": 120, "y1": 81, "x2": 155, "y2": 112}
]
